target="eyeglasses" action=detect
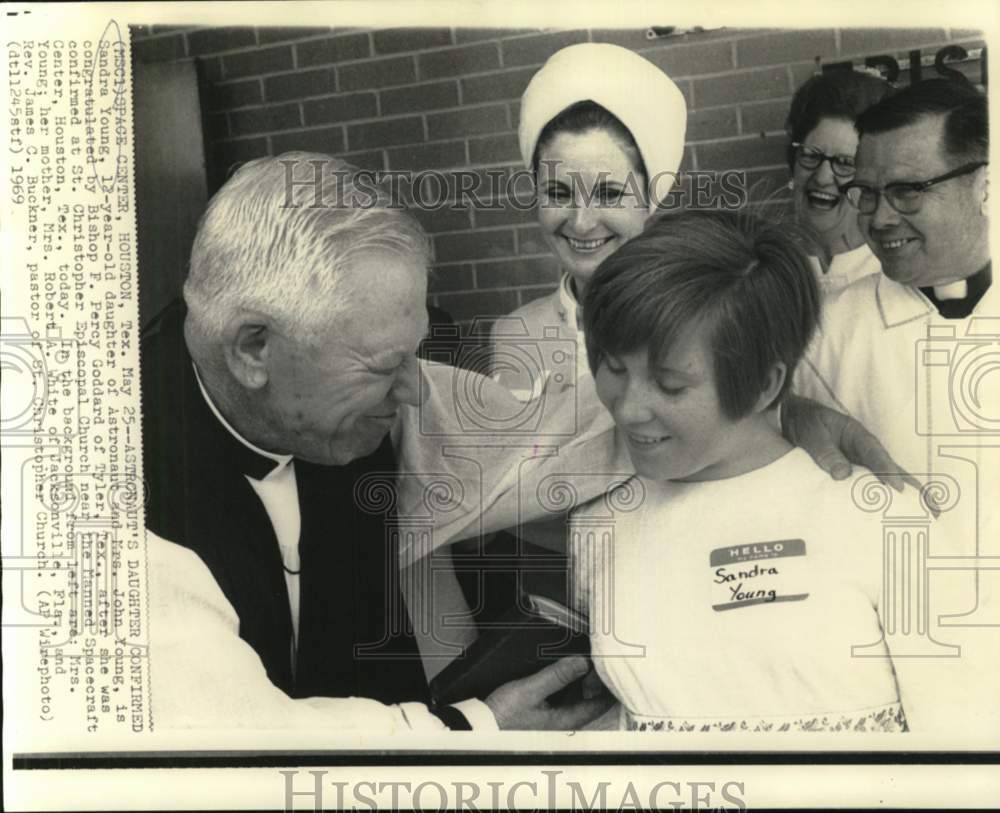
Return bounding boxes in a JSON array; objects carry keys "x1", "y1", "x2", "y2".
[
  {"x1": 843, "y1": 161, "x2": 988, "y2": 215},
  {"x1": 791, "y1": 142, "x2": 857, "y2": 178}
]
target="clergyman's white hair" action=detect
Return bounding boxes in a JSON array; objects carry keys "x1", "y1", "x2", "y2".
[{"x1": 184, "y1": 151, "x2": 432, "y2": 343}]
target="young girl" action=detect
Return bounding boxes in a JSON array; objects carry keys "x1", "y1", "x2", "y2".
[{"x1": 572, "y1": 208, "x2": 923, "y2": 732}]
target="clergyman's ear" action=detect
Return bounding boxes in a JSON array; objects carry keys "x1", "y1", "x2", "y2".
[
  {"x1": 224, "y1": 321, "x2": 270, "y2": 391},
  {"x1": 754, "y1": 361, "x2": 787, "y2": 414}
]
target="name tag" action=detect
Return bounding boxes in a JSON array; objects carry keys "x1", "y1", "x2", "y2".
[{"x1": 710, "y1": 539, "x2": 809, "y2": 612}]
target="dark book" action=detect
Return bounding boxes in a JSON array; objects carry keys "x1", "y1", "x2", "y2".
[{"x1": 429, "y1": 587, "x2": 591, "y2": 706}]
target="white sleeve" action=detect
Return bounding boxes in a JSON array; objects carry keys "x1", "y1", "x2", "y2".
[
  {"x1": 392, "y1": 359, "x2": 626, "y2": 563},
  {"x1": 146, "y1": 531, "x2": 461, "y2": 733},
  {"x1": 792, "y1": 336, "x2": 849, "y2": 414},
  {"x1": 791, "y1": 287, "x2": 855, "y2": 414}
]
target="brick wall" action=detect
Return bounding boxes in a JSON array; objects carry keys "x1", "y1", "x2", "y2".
[{"x1": 131, "y1": 25, "x2": 985, "y2": 330}]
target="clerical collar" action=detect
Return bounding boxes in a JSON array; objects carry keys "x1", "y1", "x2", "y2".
[
  {"x1": 920, "y1": 263, "x2": 992, "y2": 319},
  {"x1": 192, "y1": 363, "x2": 293, "y2": 480}
]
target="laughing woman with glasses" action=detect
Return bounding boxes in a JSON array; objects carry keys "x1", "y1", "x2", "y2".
[{"x1": 785, "y1": 71, "x2": 894, "y2": 293}]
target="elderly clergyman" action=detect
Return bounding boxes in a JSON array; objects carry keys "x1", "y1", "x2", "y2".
[{"x1": 143, "y1": 152, "x2": 901, "y2": 733}]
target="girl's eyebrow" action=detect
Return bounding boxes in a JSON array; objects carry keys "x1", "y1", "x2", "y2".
[{"x1": 653, "y1": 364, "x2": 696, "y2": 380}]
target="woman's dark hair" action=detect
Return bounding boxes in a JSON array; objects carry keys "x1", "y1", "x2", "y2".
[
  {"x1": 785, "y1": 71, "x2": 895, "y2": 168},
  {"x1": 532, "y1": 100, "x2": 647, "y2": 181},
  {"x1": 583, "y1": 208, "x2": 821, "y2": 420}
]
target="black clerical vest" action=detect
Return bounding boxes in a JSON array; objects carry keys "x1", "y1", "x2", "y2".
[{"x1": 141, "y1": 300, "x2": 429, "y2": 704}]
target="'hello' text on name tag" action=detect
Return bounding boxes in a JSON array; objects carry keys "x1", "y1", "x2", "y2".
[{"x1": 710, "y1": 539, "x2": 810, "y2": 612}]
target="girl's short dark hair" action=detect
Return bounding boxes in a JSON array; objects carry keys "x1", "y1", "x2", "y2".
[
  {"x1": 583, "y1": 208, "x2": 821, "y2": 420},
  {"x1": 531, "y1": 100, "x2": 647, "y2": 180},
  {"x1": 785, "y1": 71, "x2": 895, "y2": 168}
]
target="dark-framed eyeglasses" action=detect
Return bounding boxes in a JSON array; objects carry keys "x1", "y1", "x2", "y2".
[
  {"x1": 791, "y1": 142, "x2": 857, "y2": 178},
  {"x1": 843, "y1": 161, "x2": 988, "y2": 215}
]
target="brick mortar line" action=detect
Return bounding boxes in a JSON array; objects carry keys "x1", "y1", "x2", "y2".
[
  {"x1": 131, "y1": 31, "x2": 197, "y2": 42},
  {"x1": 210, "y1": 55, "x2": 768, "y2": 92},
  {"x1": 215, "y1": 123, "x2": 346, "y2": 144},
  {"x1": 140, "y1": 28, "x2": 971, "y2": 66},
  {"x1": 692, "y1": 131, "x2": 787, "y2": 145},
  {"x1": 188, "y1": 42, "x2": 297, "y2": 60},
  {"x1": 687, "y1": 129, "x2": 786, "y2": 146},
  {"x1": 462, "y1": 31, "x2": 818, "y2": 71},
  {"x1": 737, "y1": 39, "x2": 980, "y2": 72},
  {"x1": 508, "y1": 282, "x2": 561, "y2": 293},
  {"x1": 258, "y1": 33, "x2": 362, "y2": 49},
  {"x1": 189, "y1": 29, "x2": 380, "y2": 56},
  {"x1": 213, "y1": 133, "x2": 272, "y2": 145},
  {"x1": 183, "y1": 31, "x2": 976, "y2": 79},
  {"x1": 344, "y1": 39, "x2": 506, "y2": 61},
  {"x1": 648, "y1": 37, "x2": 976, "y2": 84},
  {"x1": 836, "y1": 39, "x2": 986, "y2": 64},
  {"x1": 237, "y1": 102, "x2": 515, "y2": 129}
]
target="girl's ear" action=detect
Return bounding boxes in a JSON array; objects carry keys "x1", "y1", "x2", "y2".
[{"x1": 753, "y1": 361, "x2": 787, "y2": 414}]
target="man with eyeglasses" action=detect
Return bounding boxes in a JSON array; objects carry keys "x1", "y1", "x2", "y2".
[
  {"x1": 844, "y1": 87, "x2": 989, "y2": 299},
  {"x1": 795, "y1": 78, "x2": 998, "y2": 736}
]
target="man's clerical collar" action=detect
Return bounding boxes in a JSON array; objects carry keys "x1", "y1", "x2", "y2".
[
  {"x1": 192, "y1": 363, "x2": 293, "y2": 480},
  {"x1": 921, "y1": 262, "x2": 992, "y2": 319}
]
